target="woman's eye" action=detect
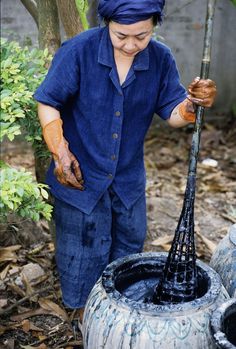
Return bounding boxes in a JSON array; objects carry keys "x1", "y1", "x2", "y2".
[{"x1": 136, "y1": 36, "x2": 145, "y2": 41}]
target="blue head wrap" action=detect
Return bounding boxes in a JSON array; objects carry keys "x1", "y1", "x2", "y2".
[{"x1": 98, "y1": 0, "x2": 165, "y2": 25}]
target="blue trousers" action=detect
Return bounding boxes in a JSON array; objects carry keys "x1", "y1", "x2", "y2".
[{"x1": 54, "y1": 188, "x2": 147, "y2": 308}]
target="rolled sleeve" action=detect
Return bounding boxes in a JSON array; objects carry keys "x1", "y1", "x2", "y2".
[
  {"x1": 155, "y1": 51, "x2": 187, "y2": 120},
  {"x1": 34, "y1": 41, "x2": 80, "y2": 109}
]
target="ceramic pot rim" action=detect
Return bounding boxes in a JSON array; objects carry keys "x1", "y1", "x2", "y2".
[
  {"x1": 210, "y1": 298, "x2": 236, "y2": 349},
  {"x1": 102, "y1": 252, "x2": 225, "y2": 316}
]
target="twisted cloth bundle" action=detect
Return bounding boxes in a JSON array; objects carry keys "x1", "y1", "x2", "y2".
[{"x1": 98, "y1": 0, "x2": 165, "y2": 24}]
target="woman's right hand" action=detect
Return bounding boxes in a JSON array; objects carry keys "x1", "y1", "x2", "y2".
[
  {"x1": 42, "y1": 118, "x2": 84, "y2": 190},
  {"x1": 53, "y1": 139, "x2": 84, "y2": 190}
]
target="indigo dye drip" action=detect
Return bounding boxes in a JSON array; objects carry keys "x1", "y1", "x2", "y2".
[{"x1": 153, "y1": 0, "x2": 216, "y2": 305}]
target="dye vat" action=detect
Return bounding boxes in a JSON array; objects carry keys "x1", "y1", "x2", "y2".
[
  {"x1": 210, "y1": 298, "x2": 236, "y2": 348},
  {"x1": 210, "y1": 224, "x2": 236, "y2": 297},
  {"x1": 83, "y1": 252, "x2": 229, "y2": 349}
]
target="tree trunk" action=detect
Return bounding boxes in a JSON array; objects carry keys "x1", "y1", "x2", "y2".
[
  {"x1": 56, "y1": 0, "x2": 84, "y2": 38},
  {"x1": 37, "y1": 0, "x2": 61, "y2": 54},
  {"x1": 87, "y1": 0, "x2": 99, "y2": 27},
  {"x1": 34, "y1": 0, "x2": 60, "y2": 188}
]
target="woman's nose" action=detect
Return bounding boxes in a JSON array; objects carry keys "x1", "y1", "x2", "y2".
[{"x1": 124, "y1": 38, "x2": 136, "y2": 50}]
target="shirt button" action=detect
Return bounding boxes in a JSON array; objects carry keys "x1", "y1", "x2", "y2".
[
  {"x1": 112, "y1": 133, "x2": 118, "y2": 139},
  {"x1": 115, "y1": 111, "x2": 121, "y2": 117},
  {"x1": 108, "y1": 173, "x2": 113, "y2": 179},
  {"x1": 111, "y1": 155, "x2": 116, "y2": 160}
]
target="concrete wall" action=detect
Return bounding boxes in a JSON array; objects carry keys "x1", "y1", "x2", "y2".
[
  {"x1": 157, "y1": 0, "x2": 236, "y2": 116},
  {"x1": 1, "y1": 0, "x2": 236, "y2": 115}
]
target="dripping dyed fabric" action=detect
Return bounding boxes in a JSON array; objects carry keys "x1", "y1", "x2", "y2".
[{"x1": 98, "y1": 0, "x2": 165, "y2": 24}]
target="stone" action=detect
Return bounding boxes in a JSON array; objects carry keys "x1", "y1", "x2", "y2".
[{"x1": 21, "y1": 263, "x2": 45, "y2": 283}]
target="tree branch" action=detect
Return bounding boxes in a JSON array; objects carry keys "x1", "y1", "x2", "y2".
[
  {"x1": 0, "y1": 285, "x2": 52, "y2": 316},
  {"x1": 20, "y1": 0, "x2": 39, "y2": 28}
]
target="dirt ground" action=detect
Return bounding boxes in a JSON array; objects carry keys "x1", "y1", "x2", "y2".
[{"x1": 0, "y1": 115, "x2": 236, "y2": 348}]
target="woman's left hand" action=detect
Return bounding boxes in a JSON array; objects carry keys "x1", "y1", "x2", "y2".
[{"x1": 187, "y1": 77, "x2": 217, "y2": 107}]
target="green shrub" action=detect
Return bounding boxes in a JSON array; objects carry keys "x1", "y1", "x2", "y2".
[
  {"x1": 0, "y1": 38, "x2": 53, "y2": 222},
  {"x1": 0, "y1": 163, "x2": 53, "y2": 222},
  {"x1": 0, "y1": 38, "x2": 51, "y2": 157}
]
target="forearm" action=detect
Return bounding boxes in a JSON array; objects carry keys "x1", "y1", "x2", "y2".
[
  {"x1": 167, "y1": 98, "x2": 195, "y2": 128},
  {"x1": 38, "y1": 102, "x2": 84, "y2": 189},
  {"x1": 38, "y1": 102, "x2": 63, "y2": 154},
  {"x1": 38, "y1": 102, "x2": 61, "y2": 128}
]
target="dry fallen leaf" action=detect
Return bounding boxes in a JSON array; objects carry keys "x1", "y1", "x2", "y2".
[
  {"x1": 0, "y1": 264, "x2": 11, "y2": 280},
  {"x1": 21, "y1": 272, "x2": 34, "y2": 298},
  {"x1": 10, "y1": 307, "x2": 51, "y2": 322},
  {"x1": 0, "y1": 324, "x2": 8, "y2": 336},
  {"x1": 220, "y1": 213, "x2": 236, "y2": 224},
  {"x1": 2, "y1": 245, "x2": 22, "y2": 252},
  {"x1": 47, "y1": 242, "x2": 55, "y2": 252},
  {"x1": 7, "y1": 282, "x2": 26, "y2": 298},
  {"x1": 27, "y1": 322, "x2": 45, "y2": 332},
  {"x1": 38, "y1": 298, "x2": 69, "y2": 322},
  {"x1": 0, "y1": 249, "x2": 18, "y2": 263},
  {"x1": 0, "y1": 298, "x2": 8, "y2": 308},
  {"x1": 195, "y1": 224, "x2": 217, "y2": 257},
  {"x1": 20, "y1": 345, "x2": 47, "y2": 349},
  {"x1": 196, "y1": 230, "x2": 217, "y2": 254},
  {"x1": 22, "y1": 319, "x2": 31, "y2": 333},
  {"x1": 151, "y1": 235, "x2": 173, "y2": 247}
]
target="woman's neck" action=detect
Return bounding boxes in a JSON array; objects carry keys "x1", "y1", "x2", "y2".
[{"x1": 114, "y1": 49, "x2": 134, "y2": 85}]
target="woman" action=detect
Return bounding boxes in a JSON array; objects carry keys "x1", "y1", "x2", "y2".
[{"x1": 34, "y1": 0, "x2": 216, "y2": 324}]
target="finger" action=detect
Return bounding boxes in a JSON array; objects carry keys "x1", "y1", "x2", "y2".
[
  {"x1": 189, "y1": 79, "x2": 216, "y2": 91},
  {"x1": 54, "y1": 168, "x2": 69, "y2": 186},
  {"x1": 54, "y1": 166, "x2": 84, "y2": 189},
  {"x1": 188, "y1": 76, "x2": 201, "y2": 90},
  {"x1": 188, "y1": 85, "x2": 216, "y2": 99},
  {"x1": 65, "y1": 172, "x2": 84, "y2": 190},
  {"x1": 61, "y1": 166, "x2": 84, "y2": 188},
  {"x1": 205, "y1": 79, "x2": 216, "y2": 87},
  {"x1": 188, "y1": 96, "x2": 213, "y2": 107},
  {"x1": 188, "y1": 89, "x2": 206, "y2": 99},
  {"x1": 71, "y1": 158, "x2": 83, "y2": 183},
  {"x1": 200, "y1": 97, "x2": 213, "y2": 107},
  {"x1": 187, "y1": 96, "x2": 205, "y2": 105}
]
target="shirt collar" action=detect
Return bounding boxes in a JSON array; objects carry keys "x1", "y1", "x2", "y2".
[
  {"x1": 98, "y1": 26, "x2": 150, "y2": 71},
  {"x1": 98, "y1": 26, "x2": 115, "y2": 68}
]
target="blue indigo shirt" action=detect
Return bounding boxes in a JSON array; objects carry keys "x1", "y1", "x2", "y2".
[{"x1": 34, "y1": 26, "x2": 187, "y2": 214}]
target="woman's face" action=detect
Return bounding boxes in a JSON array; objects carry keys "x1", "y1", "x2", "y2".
[{"x1": 109, "y1": 18, "x2": 154, "y2": 58}]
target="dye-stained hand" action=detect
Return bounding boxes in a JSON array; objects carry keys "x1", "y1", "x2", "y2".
[
  {"x1": 187, "y1": 77, "x2": 217, "y2": 107},
  {"x1": 43, "y1": 118, "x2": 84, "y2": 190},
  {"x1": 53, "y1": 140, "x2": 84, "y2": 190}
]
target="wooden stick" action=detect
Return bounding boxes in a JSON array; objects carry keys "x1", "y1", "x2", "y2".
[{"x1": 0, "y1": 285, "x2": 52, "y2": 316}]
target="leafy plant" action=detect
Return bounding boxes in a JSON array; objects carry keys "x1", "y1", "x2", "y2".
[
  {"x1": 0, "y1": 38, "x2": 51, "y2": 157},
  {"x1": 0, "y1": 38, "x2": 53, "y2": 222},
  {"x1": 0, "y1": 163, "x2": 52, "y2": 222},
  {"x1": 75, "y1": 0, "x2": 89, "y2": 30}
]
